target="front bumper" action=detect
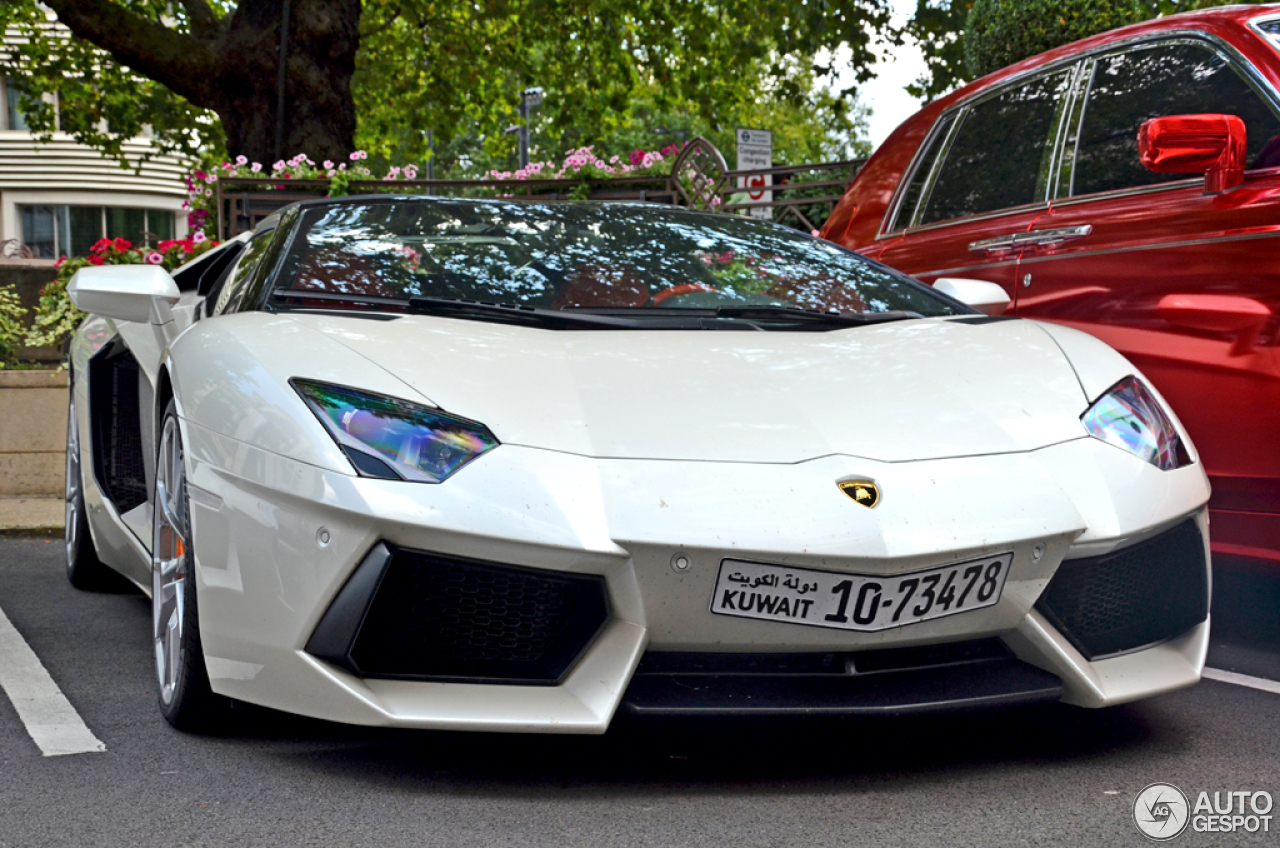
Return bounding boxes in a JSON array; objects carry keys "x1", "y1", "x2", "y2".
[{"x1": 182, "y1": 420, "x2": 1211, "y2": 731}]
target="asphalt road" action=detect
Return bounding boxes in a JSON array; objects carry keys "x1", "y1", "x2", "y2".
[{"x1": 1, "y1": 536, "x2": 1278, "y2": 848}]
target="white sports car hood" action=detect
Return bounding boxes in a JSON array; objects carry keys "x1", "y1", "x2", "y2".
[{"x1": 287, "y1": 313, "x2": 1090, "y2": 464}]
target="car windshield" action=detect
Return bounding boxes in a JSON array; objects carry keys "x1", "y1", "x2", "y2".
[{"x1": 276, "y1": 199, "x2": 961, "y2": 319}]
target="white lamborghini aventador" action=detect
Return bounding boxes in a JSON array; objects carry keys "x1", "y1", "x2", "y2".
[{"x1": 63, "y1": 197, "x2": 1212, "y2": 732}]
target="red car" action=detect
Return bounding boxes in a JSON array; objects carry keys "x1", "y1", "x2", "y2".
[{"x1": 826, "y1": 5, "x2": 1280, "y2": 569}]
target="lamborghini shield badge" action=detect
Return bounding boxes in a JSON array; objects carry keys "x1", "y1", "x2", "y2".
[{"x1": 838, "y1": 480, "x2": 880, "y2": 508}]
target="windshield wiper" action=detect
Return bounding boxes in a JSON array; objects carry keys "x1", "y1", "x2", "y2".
[
  {"x1": 272, "y1": 290, "x2": 723, "y2": 329},
  {"x1": 711, "y1": 306, "x2": 922, "y2": 326},
  {"x1": 407, "y1": 296, "x2": 655, "y2": 329},
  {"x1": 272, "y1": 289, "x2": 412, "y2": 311}
]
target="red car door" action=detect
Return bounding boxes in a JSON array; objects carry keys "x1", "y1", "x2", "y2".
[
  {"x1": 1012, "y1": 39, "x2": 1280, "y2": 564},
  {"x1": 874, "y1": 68, "x2": 1080, "y2": 298}
]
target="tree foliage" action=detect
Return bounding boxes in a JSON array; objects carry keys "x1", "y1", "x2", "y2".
[
  {"x1": 352, "y1": 0, "x2": 886, "y2": 170},
  {"x1": 0, "y1": 2, "x2": 223, "y2": 161},
  {"x1": 965, "y1": 0, "x2": 1145, "y2": 79},
  {"x1": 906, "y1": 0, "x2": 1273, "y2": 102},
  {"x1": 1, "y1": 0, "x2": 360, "y2": 163},
  {"x1": 1, "y1": 0, "x2": 890, "y2": 168}
]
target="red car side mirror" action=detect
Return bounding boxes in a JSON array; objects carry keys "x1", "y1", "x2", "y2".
[
  {"x1": 1157, "y1": 293, "x2": 1271, "y2": 356},
  {"x1": 1138, "y1": 114, "x2": 1246, "y2": 193}
]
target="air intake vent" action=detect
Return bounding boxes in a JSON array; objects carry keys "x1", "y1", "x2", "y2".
[
  {"x1": 89, "y1": 342, "x2": 148, "y2": 513},
  {"x1": 307, "y1": 544, "x2": 609, "y2": 684},
  {"x1": 1036, "y1": 519, "x2": 1208, "y2": 659}
]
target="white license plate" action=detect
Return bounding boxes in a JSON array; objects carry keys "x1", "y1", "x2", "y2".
[{"x1": 709, "y1": 553, "x2": 1013, "y2": 632}]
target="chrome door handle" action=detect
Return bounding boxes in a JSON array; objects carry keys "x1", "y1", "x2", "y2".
[
  {"x1": 1013, "y1": 225, "x2": 1092, "y2": 248},
  {"x1": 968, "y1": 234, "x2": 1019, "y2": 254},
  {"x1": 969, "y1": 225, "x2": 1092, "y2": 254}
]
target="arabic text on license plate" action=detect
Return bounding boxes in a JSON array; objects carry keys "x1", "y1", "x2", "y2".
[{"x1": 709, "y1": 553, "x2": 1013, "y2": 632}]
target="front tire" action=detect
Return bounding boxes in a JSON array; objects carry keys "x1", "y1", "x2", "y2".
[
  {"x1": 152, "y1": 401, "x2": 225, "y2": 731},
  {"x1": 65, "y1": 381, "x2": 111, "y2": 589}
]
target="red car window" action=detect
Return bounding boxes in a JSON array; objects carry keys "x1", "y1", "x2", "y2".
[
  {"x1": 919, "y1": 70, "x2": 1072, "y2": 225},
  {"x1": 885, "y1": 111, "x2": 958, "y2": 233},
  {"x1": 1073, "y1": 40, "x2": 1280, "y2": 196}
]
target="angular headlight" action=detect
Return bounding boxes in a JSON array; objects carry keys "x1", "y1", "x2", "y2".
[
  {"x1": 1081, "y1": 376, "x2": 1188, "y2": 470},
  {"x1": 292, "y1": 379, "x2": 498, "y2": 482}
]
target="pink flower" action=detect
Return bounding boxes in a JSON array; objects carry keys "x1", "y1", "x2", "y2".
[
  {"x1": 327, "y1": 169, "x2": 336, "y2": 177},
  {"x1": 630, "y1": 149, "x2": 645, "y2": 165},
  {"x1": 192, "y1": 231, "x2": 207, "y2": 243},
  {"x1": 145, "y1": 251, "x2": 164, "y2": 265},
  {"x1": 250, "y1": 162, "x2": 262, "y2": 173},
  {"x1": 323, "y1": 160, "x2": 334, "y2": 169},
  {"x1": 235, "y1": 155, "x2": 248, "y2": 166},
  {"x1": 404, "y1": 167, "x2": 418, "y2": 179},
  {"x1": 272, "y1": 160, "x2": 285, "y2": 171}
]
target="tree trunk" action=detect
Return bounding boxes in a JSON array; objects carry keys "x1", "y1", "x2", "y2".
[
  {"x1": 42, "y1": 0, "x2": 362, "y2": 165},
  {"x1": 215, "y1": 0, "x2": 361, "y2": 164}
]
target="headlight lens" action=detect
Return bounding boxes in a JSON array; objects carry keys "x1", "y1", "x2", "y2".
[
  {"x1": 292, "y1": 379, "x2": 498, "y2": 482},
  {"x1": 1080, "y1": 376, "x2": 1187, "y2": 470}
]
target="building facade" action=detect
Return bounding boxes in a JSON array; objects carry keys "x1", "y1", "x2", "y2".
[{"x1": 0, "y1": 75, "x2": 189, "y2": 263}]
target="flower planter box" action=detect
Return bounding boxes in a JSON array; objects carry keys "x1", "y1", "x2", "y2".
[{"x1": 0, "y1": 370, "x2": 67, "y2": 497}]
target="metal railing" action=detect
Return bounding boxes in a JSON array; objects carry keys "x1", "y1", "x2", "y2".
[{"x1": 214, "y1": 138, "x2": 864, "y2": 240}]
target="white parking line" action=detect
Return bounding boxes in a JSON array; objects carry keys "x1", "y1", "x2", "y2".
[
  {"x1": 1204, "y1": 667, "x2": 1280, "y2": 695},
  {"x1": 0, "y1": 604, "x2": 105, "y2": 756}
]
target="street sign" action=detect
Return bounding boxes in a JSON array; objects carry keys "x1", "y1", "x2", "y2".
[{"x1": 736, "y1": 128, "x2": 772, "y2": 220}]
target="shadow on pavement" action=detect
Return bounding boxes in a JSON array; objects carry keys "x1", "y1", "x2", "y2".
[
  {"x1": 1207, "y1": 557, "x2": 1280, "y2": 680},
  {"x1": 199, "y1": 695, "x2": 1178, "y2": 797}
]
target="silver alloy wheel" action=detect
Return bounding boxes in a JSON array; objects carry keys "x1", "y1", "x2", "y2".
[
  {"x1": 152, "y1": 415, "x2": 189, "y2": 707},
  {"x1": 64, "y1": 392, "x2": 81, "y2": 566}
]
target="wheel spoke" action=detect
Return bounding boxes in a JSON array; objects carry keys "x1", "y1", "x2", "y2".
[
  {"x1": 152, "y1": 415, "x2": 190, "y2": 707},
  {"x1": 65, "y1": 393, "x2": 80, "y2": 564}
]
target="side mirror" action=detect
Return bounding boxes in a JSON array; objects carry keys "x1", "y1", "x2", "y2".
[
  {"x1": 933, "y1": 277, "x2": 1011, "y2": 316},
  {"x1": 67, "y1": 265, "x2": 181, "y2": 324},
  {"x1": 1157, "y1": 293, "x2": 1271, "y2": 356},
  {"x1": 1138, "y1": 114, "x2": 1246, "y2": 193}
]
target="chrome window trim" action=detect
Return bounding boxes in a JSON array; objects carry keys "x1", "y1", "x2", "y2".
[
  {"x1": 1246, "y1": 11, "x2": 1280, "y2": 53},
  {"x1": 904, "y1": 111, "x2": 964, "y2": 230},
  {"x1": 877, "y1": 26, "x2": 1280, "y2": 238},
  {"x1": 1049, "y1": 176, "x2": 1204, "y2": 210},
  {"x1": 1060, "y1": 58, "x2": 1096, "y2": 199},
  {"x1": 879, "y1": 111, "x2": 961, "y2": 237},
  {"x1": 1043, "y1": 61, "x2": 1090, "y2": 203}
]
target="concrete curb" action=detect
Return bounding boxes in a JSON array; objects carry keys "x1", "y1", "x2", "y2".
[{"x1": 0, "y1": 497, "x2": 64, "y2": 536}]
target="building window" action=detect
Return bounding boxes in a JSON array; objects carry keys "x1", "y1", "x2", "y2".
[
  {"x1": 3, "y1": 79, "x2": 30, "y2": 132},
  {"x1": 19, "y1": 205, "x2": 176, "y2": 259}
]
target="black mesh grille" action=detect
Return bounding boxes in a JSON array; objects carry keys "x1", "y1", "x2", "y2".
[
  {"x1": 1036, "y1": 519, "x2": 1209, "y2": 659},
  {"x1": 348, "y1": 549, "x2": 609, "y2": 683},
  {"x1": 89, "y1": 343, "x2": 148, "y2": 513}
]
